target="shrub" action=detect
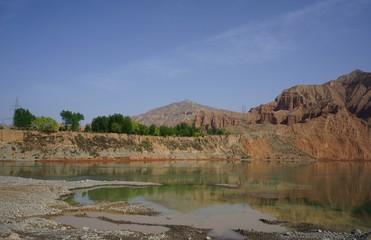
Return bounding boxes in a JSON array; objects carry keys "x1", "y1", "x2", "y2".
[{"x1": 31, "y1": 117, "x2": 59, "y2": 132}]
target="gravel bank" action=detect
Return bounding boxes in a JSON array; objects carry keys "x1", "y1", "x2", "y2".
[{"x1": 0, "y1": 176, "x2": 370, "y2": 240}]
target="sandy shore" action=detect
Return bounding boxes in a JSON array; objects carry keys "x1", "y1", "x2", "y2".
[{"x1": 0, "y1": 176, "x2": 369, "y2": 240}]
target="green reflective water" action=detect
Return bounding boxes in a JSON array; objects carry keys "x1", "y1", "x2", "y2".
[{"x1": 1, "y1": 160, "x2": 370, "y2": 231}]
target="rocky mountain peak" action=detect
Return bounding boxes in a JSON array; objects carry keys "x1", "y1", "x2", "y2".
[
  {"x1": 132, "y1": 100, "x2": 244, "y2": 128},
  {"x1": 334, "y1": 69, "x2": 368, "y2": 84}
]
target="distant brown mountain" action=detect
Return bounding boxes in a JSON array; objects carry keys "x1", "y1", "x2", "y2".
[
  {"x1": 134, "y1": 70, "x2": 370, "y2": 129},
  {"x1": 243, "y1": 69, "x2": 371, "y2": 160},
  {"x1": 247, "y1": 69, "x2": 371, "y2": 125},
  {"x1": 132, "y1": 100, "x2": 244, "y2": 129},
  {"x1": 131, "y1": 70, "x2": 371, "y2": 160}
]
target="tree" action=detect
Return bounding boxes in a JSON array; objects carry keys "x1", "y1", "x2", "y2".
[
  {"x1": 91, "y1": 116, "x2": 109, "y2": 132},
  {"x1": 122, "y1": 116, "x2": 133, "y2": 134},
  {"x1": 60, "y1": 110, "x2": 84, "y2": 131},
  {"x1": 138, "y1": 124, "x2": 150, "y2": 135},
  {"x1": 108, "y1": 114, "x2": 124, "y2": 133},
  {"x1": 149, "y1": 124, "x2": 160, "y2": 136},
  {"x1": 110, "y1": 122, "x2": 122, "y2": 133},
  {"x1": 13, "y1": 108, "x2": 35, "y2": 129},
  {"x1": 31, "y1": 117, "x2": 59, "y2": 132},
  {"x1": 159, "y1": 125, "x2": 175, "y2": 136},
  {"x1": 84, "y1": 124, "x2": 92, "y2": 132},
  {"x1": 131, "y1": 121, "x2": 140, "y2": 134},
  {"x1": 175, "y1": 122, "x2": 203, "y2": 137},
  {"x1": 207, "y1": 126, "x2": 230, "y2": 135}
]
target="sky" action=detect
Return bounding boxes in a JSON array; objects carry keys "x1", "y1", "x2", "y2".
[{"x1": 1, "y1": 0, "x2": 370, "y2": 124}]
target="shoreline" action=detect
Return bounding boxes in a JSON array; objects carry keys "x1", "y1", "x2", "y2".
[{"x1": 0, "y1": 176, "x2": 369, "y2": 240}]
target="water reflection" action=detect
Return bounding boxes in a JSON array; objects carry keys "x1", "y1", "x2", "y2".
[{"x1": 1, "y1": 160, "x2": 370, "y2": 231}]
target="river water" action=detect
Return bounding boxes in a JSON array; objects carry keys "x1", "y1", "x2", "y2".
[{"x1": 1, "y1": 160, "x2": 370, "y2": 234}]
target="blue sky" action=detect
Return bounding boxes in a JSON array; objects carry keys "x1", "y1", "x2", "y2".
[{"x1": 1, "y1": 0, "x2": 370, "y2": 124}]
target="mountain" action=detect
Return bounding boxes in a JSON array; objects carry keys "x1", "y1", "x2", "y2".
[
  {"x1": 247, "y1": 69, "x2": 371, "y2": 125},
  {"x1": 243, "y1": 69, "x2": 371, "y2": 160},
  {"x1": 132, "y1": 100, "x2": 244, "y2": 129},
  {"x1": 132, "y1": 70, "x2": 370, "y2": 160}
]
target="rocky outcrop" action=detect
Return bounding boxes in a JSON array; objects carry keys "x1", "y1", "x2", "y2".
[
  {"x1": 132, "y1": 100, "x2": 244, "y2": 129},
  {"x1": 243, "y1": 69, "x2": 371, "y2": 160},
  {"x1": 283, "y1": 109, "x2": 371, "y2": 160},
  {"x1": 247, "y1": 69, "x2": 371, "y2": 125}
]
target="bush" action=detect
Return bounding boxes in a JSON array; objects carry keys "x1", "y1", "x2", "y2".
[{"x1": 31, "y1": 117, "x2": 59, "y2": 132}]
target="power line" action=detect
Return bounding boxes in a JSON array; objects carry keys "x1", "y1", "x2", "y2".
[{"x1": 11, "y1": 97, "x2": 21, "y2": 111}]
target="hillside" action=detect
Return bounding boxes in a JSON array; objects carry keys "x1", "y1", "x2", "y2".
[
  {"x1": 247, "y1": 69, "x2": 371, "y2": 125},
  {"x1": 132, "y1": 99, "x2": 244, "y2": 129},
  {"x1": 243, "y1": 69, "x2": 371, "y2": 160}
]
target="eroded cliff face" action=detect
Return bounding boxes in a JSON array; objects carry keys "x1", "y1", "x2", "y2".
[
  {"x1": 0, "y1": 130, "x2": 247, "y2": 161},
  {"x1": 283, "y1": 109, "x2": 371, "y2": 160},
  {"x1": 247, "y1": 69, "x2": 371, "y2": 125}
]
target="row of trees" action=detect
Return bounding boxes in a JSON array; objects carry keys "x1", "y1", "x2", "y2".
[
  {"x1": 89, "y1": 114, "x2": 206, "y2": 137},
  {"x1": 13, "y1": 108, "x2": 84, "y2": 132},
  {"x1": 13, "y1": 108, "x2": 59, "y2": 132},
  {"x1": 12, "y1": 108, "x2": 229, "y2": 136}
]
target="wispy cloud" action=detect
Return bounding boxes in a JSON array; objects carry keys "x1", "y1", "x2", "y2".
[
  {"x1": 181, "y1": 0, "x2": 369, "y2": 66},
  {"x1": 84, "y1": 0, "x2": 371, "y2": 90},
  {"x1": 184, "y1": 24, "x2": 294, "y2": 65}
]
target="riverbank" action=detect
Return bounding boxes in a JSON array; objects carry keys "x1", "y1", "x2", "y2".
[
  {"x1": 0, "y1": 130, "x2": 249, "y2": 162},
  {"x1": 0, "y1": 176, "x2": 369, "y2": 240}
]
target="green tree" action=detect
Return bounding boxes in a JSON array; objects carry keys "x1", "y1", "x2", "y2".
[
  {"x1": 31, "y1": 117, "x2": 59, "y2": 132},
  {"x1": 13, "y1": 108, "x2": 35, "y2": 129},
  {"x1": 60, "y1": 110, "x2": 84, "y2": 131},
  {"x1": 122, "y1": 116, "x2": 133, "y2": 134},
  {"x1": 149, "y1": 124, "x2": 160, "y2": 136},
  {"x1": 131, "y1": 121, "x2": 140, "y2": 134},
  {"x1": 108, "y1": 114, "x2": 125, "y2": 133},
  {"x1": 159, "y1": 125, "x2": 175, "y2": 136},
  {"x1": 110, "y1": 122, "x2": 122, "y2": 133},
  {"x1": 138, "y1": 124, "x2": 149, "y2": 135},
  {"x1": 175, "y1": 122, "x2": 191, "y2": 136},
  {"x1": 175, "y1": 122, "x2": 202, "y2": 137},
  {"x1": 84, "y1": 124, "x2": 92, "y2": 132},
  {"x1": 207, "y1": 126, "x2": 230, "y2": 135},
  {"x1": 91, "y1": 116, "x2": 109, "y2": 132}
]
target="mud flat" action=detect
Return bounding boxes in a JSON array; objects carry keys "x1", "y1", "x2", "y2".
[{"x1": 0, "y1": 176, "x2": 369, "y2": 240}]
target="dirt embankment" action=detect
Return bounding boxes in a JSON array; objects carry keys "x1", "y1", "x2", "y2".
[
  {"x1": 1, "y1": 116, "x2": 370, "y2": 162},
  {"x1": 0, "y1": 130, "x2": 247, "y2": 161}
]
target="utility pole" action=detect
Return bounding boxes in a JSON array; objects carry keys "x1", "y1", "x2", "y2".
[
  {"x1": 12, "y1": 97, "x2": 21, "y2": 111},
  {"x1": 241, "y1": 105, "x2": 246, "y2": 121}
]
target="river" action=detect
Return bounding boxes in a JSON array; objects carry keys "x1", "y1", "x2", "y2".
[{"x1": 0, "y1": 160, "x2": 370, "y2": 234}]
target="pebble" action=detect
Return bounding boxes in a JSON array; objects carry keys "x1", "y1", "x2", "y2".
[
  {"x1": 82, "y1": 227, "x2": 89, "y2": 232},
  {"x1": 7, "y1": 232, "x2": 20, "y2": 240},
  {"x1": 80, "y1": 235, "x2": 89, "y2": 240},
  {"x1": 206, "y1": 236, "x2": 212, "y2": 240},
  {"x1": 351, "y1": 229, "x2": 362, "y2": 235}
]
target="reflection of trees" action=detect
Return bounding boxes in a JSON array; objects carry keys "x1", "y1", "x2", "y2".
[{"x1": 1, "y1": 160, "x2": 370, "y2": 231}]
